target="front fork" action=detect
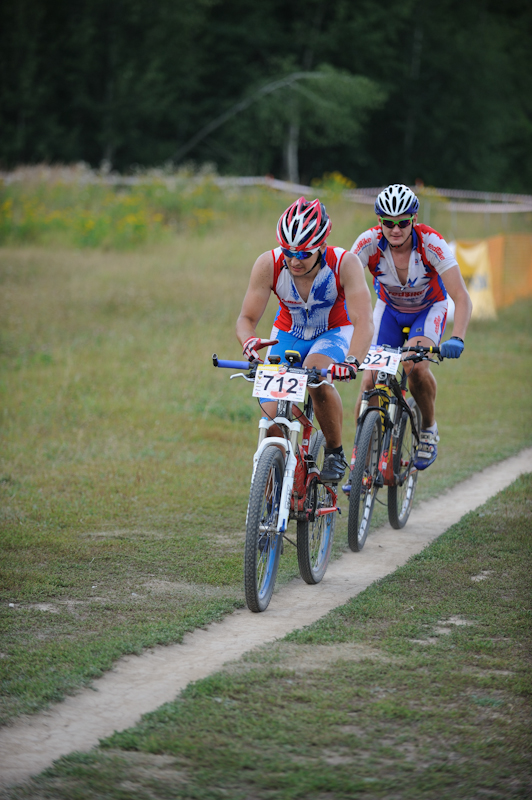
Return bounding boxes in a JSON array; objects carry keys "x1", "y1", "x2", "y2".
[
  {"x1": 253, "y1": 418, "x2": 339, "y2": 532},
  {"x1": 252, "y1": 417, "x2": 300, "y2": 534},
  {"x1": 349, "y1": 396, "x2": 399, "y2": 487},
  {"x1": 376, "y1": 399, "x2": 398, "y2": 486}
]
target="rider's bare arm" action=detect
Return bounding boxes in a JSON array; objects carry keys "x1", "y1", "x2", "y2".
[
  {"x1": 340, "y1": 251, "x2": 374, "y2": 364},
  {"x1": 236, "y1": 251, "x2": 274, "y2": 345},
  {"x1": 441, "y1": 265, "x2": 472, "y2": 341}
]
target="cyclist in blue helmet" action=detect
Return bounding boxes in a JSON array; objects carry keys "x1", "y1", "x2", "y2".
[{"x1": 348, "y1": 184, "x2": 472, "y2": 476}]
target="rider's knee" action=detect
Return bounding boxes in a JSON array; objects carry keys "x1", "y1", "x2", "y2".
[
  {"x1": 308, "y1": 382, "x2": 334, "y2": 404},
  {"x1": 407, "y1": 361, "x2": 435, "y2": 390},
  {"x1": 360, "y1": 370, "x2": 374, "y2": 392}
]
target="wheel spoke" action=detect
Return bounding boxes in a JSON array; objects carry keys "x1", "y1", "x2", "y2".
[
  {"x1": 244, "y1": 446, "x2": 285, "y2": 612},
  {"x1": 388, "y1": 399, "x2": 420, "y2": 529},
  {"x1": 297, "y1": 432, "x2": 335, "y2": 584},
  {"x1": 348, "y1": 411, "x2": 381, "y2": 552}
]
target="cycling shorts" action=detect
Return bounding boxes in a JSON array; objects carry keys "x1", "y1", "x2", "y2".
[
  {"x1": 266, "y1": 324, "x2": 354, "y2": 364},
  {"x1": 372, "y1": 299, "x2": 447, "y2": 348}
]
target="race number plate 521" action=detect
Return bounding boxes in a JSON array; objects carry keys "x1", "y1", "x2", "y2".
[
  {"x1": 253, "y1": 366, "x2": 308, "y2": 402},
  {"x1": 360, "y1": 346, "x2": 401, "y2": 375}
]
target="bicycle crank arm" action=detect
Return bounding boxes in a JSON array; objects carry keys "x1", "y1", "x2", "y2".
[
  {"x1": 374, "y1": 471, "x2": 385, "y2": 488},
  {"x1": 305, "y1": 505, "x2": 341, "y2": 521},
  {"x1": 395, "y1": 465, "x2": 418, "y2": 485}
]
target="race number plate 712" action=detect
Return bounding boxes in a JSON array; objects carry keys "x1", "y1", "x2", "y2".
[{"x1": 252, "y1": 365, "x2": 308, "y2": 402}]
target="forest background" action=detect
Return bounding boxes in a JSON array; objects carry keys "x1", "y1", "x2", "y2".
[{"x1": 1, "y1": 0, "x2": 532, "y2": 192}]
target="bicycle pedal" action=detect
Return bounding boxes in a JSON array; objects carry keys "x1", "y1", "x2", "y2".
[{"x1": 375, "y1": 474, "x2": 384, "y2": 488}]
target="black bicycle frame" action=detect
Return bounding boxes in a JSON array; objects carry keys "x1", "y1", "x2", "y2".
[{"x1": 355, "y1": 365, "x2": 421, "y2": 488}]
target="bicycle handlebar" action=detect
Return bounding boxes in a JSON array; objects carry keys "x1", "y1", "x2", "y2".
[
  {"x1": 212, "y1": 356, "x2": 251, "y2": 370},
  {"x1": 213, "y1": 346, "x2": 444, "y2": 375},
  {"x1": 212, "y1": 354, "x2": 329, "y2": 377},
  {"x1": 400, "y1": 344, "x2": 442, "y2": 363},
  {"x1": 401, "y1": 345, "x2": 441, "y2": 355}
]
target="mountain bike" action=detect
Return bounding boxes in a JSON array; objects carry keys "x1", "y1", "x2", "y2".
[
  {"x1": 346, "y1": 342, "x2": 442, "y2": 552},
  {"x1": 213, "y1": 350, "x2": 341, "y2": 612}
]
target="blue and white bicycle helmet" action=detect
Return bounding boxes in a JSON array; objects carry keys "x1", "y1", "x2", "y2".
[{"x1": 374, "y1": 184, "x2": 419, "y2": 216}]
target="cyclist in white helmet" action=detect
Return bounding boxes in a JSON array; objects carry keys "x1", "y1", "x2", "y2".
[
  {"x1": 237, "y1": 196, "x2": 374, "y2": 482},
  {"x1": 348, "y1": 183, "x2": 472, "y2": 477}
]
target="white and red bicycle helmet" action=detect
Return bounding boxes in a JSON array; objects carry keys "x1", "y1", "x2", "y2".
[
  {"x1": 276, "y1": 196, "x2": 332, "y2": 251},
  {"x1": 374, "y1": 184, "x2": 419, "y2": 216}
]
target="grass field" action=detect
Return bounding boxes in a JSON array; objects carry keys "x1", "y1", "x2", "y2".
[
  {"x1": 1, "y1": 194, "x2": 532, "y2": 727},
  {"x1": 4, "y1": 474, "x2": 531, "y2": 799},
  {"x1": 0, "y1": 168, "x2": 294, "y2": 249},
  {"x1": 2, "y1": 167, "x2": 532, "y2": 248}
]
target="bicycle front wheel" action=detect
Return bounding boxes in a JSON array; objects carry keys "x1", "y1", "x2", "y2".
[
  {"x1": 244, "y1": 445, "x2": 285, "y2": 612},
  {"x1": 388, "y1": 397, "x2": 421, "y2": 529},
  {"x1": 347, "y1": 410, "x2": 381, "y2": 552},
  {"x1": 297, "y1": 432, "x2": 336, "y2": 585}
]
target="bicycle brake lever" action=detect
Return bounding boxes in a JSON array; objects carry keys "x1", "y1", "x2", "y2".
[
  {"x1": 307, "y1": 379, "x2": 334, "y2": 389},
  {"x1": 229, "y1": 373, "x2": 255, "y2": 381}
]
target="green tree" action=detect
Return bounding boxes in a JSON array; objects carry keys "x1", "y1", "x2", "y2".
[
  {"x1": 173, "y1": 66, "x2": 385, "y2": 183},
  {"x1": 0, "y1": 0, "x2": 530, "y2": 191},
  {"x1": 0, "y1": 0, "x2": 215, "y2": 167}
]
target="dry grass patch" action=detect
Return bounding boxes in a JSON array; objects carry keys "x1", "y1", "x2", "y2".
[{"x1": 230, "y1": 641, "x2": 401, "y2": 677}]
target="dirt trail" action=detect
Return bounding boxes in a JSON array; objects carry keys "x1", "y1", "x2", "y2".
[{"x1": 1, "y1": 449, "x2": 531, "y2": 788}]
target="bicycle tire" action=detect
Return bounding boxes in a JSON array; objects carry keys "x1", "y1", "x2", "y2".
[
  {"x1": 297, "y1": 431, "x2": 336, "y2": 585},
  {"x1": 244, "y1": 445, "x2": 285, "y2": 612},
  {"x1": 388, "y1": 397, "x2": 421, "y2": 529},
  {"x1": 347, "y1": 410, "x2": 381, "y2": 552}
]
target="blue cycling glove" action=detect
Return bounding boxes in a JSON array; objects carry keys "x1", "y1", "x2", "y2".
[{"x1": 440, "y1": 337, "x2": 465, "y2": 359}]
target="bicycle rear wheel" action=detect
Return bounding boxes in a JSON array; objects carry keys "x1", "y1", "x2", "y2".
[
  {"x1": 388, "y1": 397, "x2": 421, "y2": 529},
  {"x1": 347, "y1": 410, "x2": 381, "y2": 552},
  {"x1": 244, "y1": 445, "x2": 285, "y2": 612},
  {"x1": 297, "y1": 432, "x2": 336, "y2": 584}
]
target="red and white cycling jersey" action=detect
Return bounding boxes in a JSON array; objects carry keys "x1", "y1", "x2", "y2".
[
  {"x1": 351, "y1": 224, "x2": 457, "y2": 312},
  {"x1": 271, "y1": 246, "x2": 351, "y2": 340}
]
